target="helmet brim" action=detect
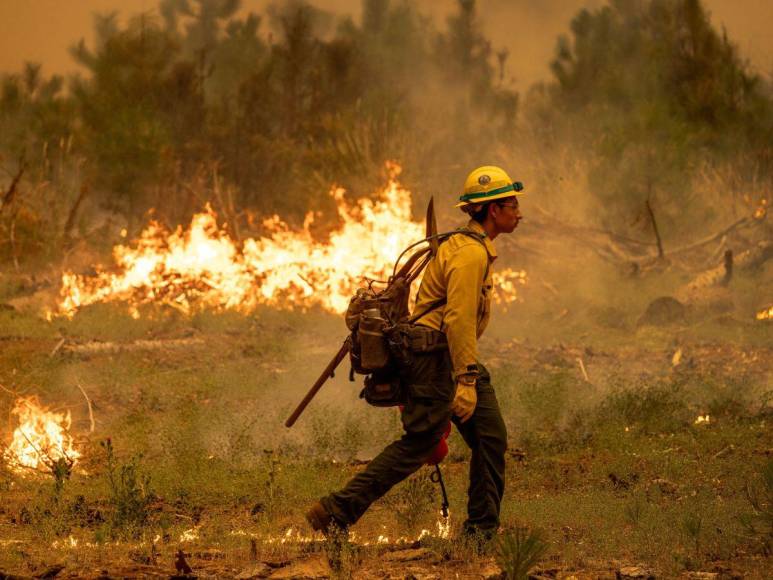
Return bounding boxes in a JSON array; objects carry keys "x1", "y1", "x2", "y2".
[{"x1": 455, "y1": 189, "x2": 525, "y2": 208}]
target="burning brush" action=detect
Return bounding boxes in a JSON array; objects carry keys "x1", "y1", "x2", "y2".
[
  {"x1": 54, "y1": 164, "x2": 526, "y2": 319},
  {"x1": 3, "y1": 395, "x2": 80, "y2": 478}
]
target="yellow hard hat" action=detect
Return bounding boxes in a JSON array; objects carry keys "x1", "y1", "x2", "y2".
[{"x1": 456, "y1": 165, "x2": 524, "y2": 208}]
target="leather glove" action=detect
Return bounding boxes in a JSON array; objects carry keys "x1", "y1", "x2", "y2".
[{"x1": 451, "y1": 375, "x2": 477, "y2": 423}]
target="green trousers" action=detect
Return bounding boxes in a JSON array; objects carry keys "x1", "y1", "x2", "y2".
[{"x1": 320, "y1": 352, "x2": 507, "y2": 533}]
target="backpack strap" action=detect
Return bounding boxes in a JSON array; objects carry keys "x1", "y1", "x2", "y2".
[
  {"x1": 406, "y1": 296, "x2": 446, "y2": 324},
  {"x1": 452, "y1": 228, "x2": 491, "y2": 282},
  {"x1": 407, "y1": 228, "x2": 491, "y2": 324}
]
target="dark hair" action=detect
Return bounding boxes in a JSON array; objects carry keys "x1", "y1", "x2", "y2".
[
  {"x1": 470, "y1": 202, "x2": 492, "y2": 224},
  {"x1": 470, "y1": 196, "x2": 517, "y2": 223}
]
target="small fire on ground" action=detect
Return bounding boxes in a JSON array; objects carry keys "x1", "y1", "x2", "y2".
[
  {"x1": 3, "y1": 396, "x2": 80, "y2": 473},
  {"x1": 694, "y1": 414, "x2": 710, "y2": 425},
  {"x1": 229, "y1": 510, "x2": 451, "y2": 546},
  {"x1": 756, "y1": 306, "x2": 773, "y2": 321},
  {"x1": 55, "y1": 163, "x2": 526, "y2": 318}
]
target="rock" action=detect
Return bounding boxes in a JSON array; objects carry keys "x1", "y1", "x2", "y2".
[
  {"x1": 382, "y1": 548, "x2": 440, "y2": 564},
  {"x1": 637, "y1": 296, "x2": 687, "y2": 327},
  {"x1": 617, "y1": 566, "x2": 655, "y2": 579},
  {"x1": 268, "y1": 556, "x2": 330, "y2": 579},
  {"x1": 235, "y1": 563, "x2": 272, "y2": 579}
]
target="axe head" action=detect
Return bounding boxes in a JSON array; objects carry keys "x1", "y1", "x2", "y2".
[{"x1": 426, "y1": 196, "x2": 439, "y2": 256}]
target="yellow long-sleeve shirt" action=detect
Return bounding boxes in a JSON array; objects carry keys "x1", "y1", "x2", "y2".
[{"x1": 412, "y1": 219, "x2": 496, "y2": 379}]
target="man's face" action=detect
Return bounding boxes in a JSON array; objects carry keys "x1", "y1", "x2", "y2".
[{"x1": 492, "y1": 196, "x2": 522, "y2": 234}]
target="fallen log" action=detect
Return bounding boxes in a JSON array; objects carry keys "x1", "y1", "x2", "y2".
[
  {"x1": 61, "y1": 337, "x2": 204, "y2": 355},
  {"x1": 522, "y1": 205, "x2": 768, "y2": 272},
  {"x1": 676, "y1": 241, "x2": 772, "y2": 301}
]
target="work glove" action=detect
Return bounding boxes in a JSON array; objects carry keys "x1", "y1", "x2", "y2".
[{"x1": 451, "y1": 374, "x2": 477, "y2": 423}]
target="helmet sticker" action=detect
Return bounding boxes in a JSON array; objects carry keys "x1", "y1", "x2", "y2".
[{"x1": 478, "y1": 174, "x2": 491, "y2": 186}]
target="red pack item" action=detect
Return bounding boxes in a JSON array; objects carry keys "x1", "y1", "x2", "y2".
[
  {"x1": 399, "y1": 405, "x2": 451, "y2": 465},
  {"x1": 426, "y1": 421, "x2": 452, "y2": 465}
]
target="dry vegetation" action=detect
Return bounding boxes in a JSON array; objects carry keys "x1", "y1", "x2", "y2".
[
  {"x1": 0, "y1": 252, "x2": 771, "y2": 578},
  {"x1": 1, "y1": 0, "x2": 772, "y2": 578}
]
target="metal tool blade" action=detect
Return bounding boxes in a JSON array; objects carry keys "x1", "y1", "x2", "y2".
[{"x1": 426, "y1": 196, "x2": 439, "y2": 256}]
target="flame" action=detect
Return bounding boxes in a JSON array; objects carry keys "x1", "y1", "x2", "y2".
[
  {"x1": 231, "y1": 509, "x2": 451, "y2": 546},
  {"x1": 3, "y1": 396, "x2": 80, "y2": 473},
  {"x1": 756, "y1": 306, "x2": 772, "y2": 321},
  {"x1": 492, "y1": 268, "x2": 527, "y2": 306},
  {"x1": 51, "y1": 536, "x2": 79, "y2": 549},
  {"x1": 179, "y1": 528, "x2": 200, "y2": 542},
  {"x1": 55, "y1": 163, "x2": 524, "y2": 318},
  {"x1": 753, "y1": 197, "x2": 768, "y2": 219},
  {"x1": 435, "y1": 510, "x2": 451, "y2": 539},
  {"x1": 694, "y1": 415, "x2": 710, "y2": 425}
]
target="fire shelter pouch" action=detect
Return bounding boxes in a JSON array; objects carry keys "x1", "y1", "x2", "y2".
[{"x1": 359, "y1": 369, "x2": 404, "y2": 407}]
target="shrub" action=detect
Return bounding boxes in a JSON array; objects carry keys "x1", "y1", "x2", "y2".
[
  {"x1": 496, "y1": 526, "x2": 548, "y2": 580},
  {"x1": 101, "y1": 438, "x2": 153, "y2": 538}
]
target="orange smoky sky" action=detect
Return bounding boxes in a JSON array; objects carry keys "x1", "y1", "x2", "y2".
[{"x1": 0, "y1": 0, "x2": 771, "y2": 89}]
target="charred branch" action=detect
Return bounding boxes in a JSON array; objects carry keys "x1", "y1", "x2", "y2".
[
  {"x1": 63, "y1": 184, "x2": 90, "y2": 244},
  {"x1": 721, "y1": 250, "x2": 733, "y2": 286},
  {"x1": 518, "y1": 204, "x2": 769, "y2": 276},
  {"x1": 0, "y1": 161, "x2": 26, "y2": 213},
  {"x1": 645, "y1": 197, "x2": 664, "y2": 259},
  {"x1": 668, "y1": 216, "x2": 754, "y2": 257}
]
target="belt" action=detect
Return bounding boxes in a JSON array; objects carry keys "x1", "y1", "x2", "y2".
[{"x1": 405, "y1": 324, "x2": 448, "y2": 353}]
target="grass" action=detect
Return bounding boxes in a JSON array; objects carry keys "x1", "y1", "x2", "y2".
[
  {"x1": 497, "y1": 526, "x2": 549, "y2": 580},
  {"x1": 0, "y1": 298, "x2": 770, "y2": 577}
]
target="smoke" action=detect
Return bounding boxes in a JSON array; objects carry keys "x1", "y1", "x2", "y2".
[
  {"x1": 1, "y1": 0, "x2": 769, "y2": 329},
  {"x1": 1, "y1": 1, "x2": 771, "y2": 86}
]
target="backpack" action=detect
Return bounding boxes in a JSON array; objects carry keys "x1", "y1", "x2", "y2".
[{"x1": 344, "y1": 199, "x2": 487, "y2": 406}]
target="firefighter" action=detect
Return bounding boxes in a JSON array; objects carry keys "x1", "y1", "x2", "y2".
[{"x1": 307, "y1": 165, "x2": 524, "y2": 543}]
